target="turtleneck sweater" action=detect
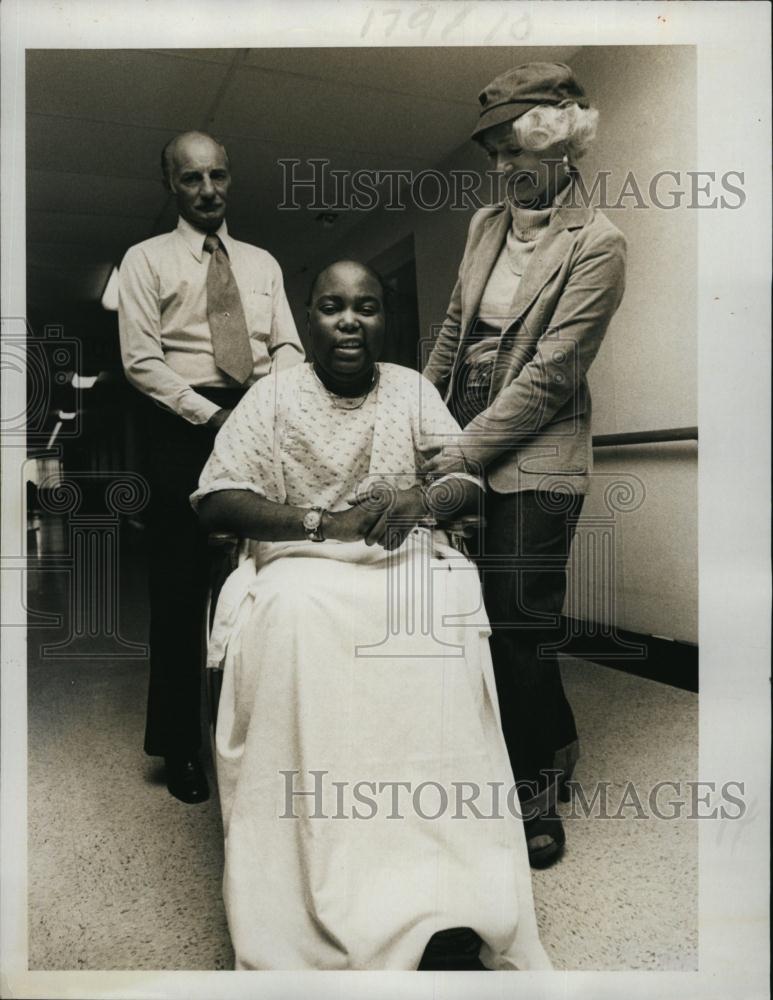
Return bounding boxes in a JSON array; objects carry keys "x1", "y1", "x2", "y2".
[{"x1": 477, "y1": 201, "x2": 555, "y2": 323}]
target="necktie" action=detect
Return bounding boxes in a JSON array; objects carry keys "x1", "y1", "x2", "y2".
[{"x1": 204, "y1": 234, "x2": 253, "y2": 385}]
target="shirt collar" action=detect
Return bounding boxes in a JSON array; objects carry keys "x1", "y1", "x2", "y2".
[{"x1": 175, "y1": 216, "x2": 233, "y2": 262}]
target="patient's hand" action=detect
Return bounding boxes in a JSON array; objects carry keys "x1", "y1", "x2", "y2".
[
  {"x1": 359, "y1": 485, "x2": 428, "y2": 551},
  {"x1": 325, "y1": 503, "x2": 385, "y2": 544},
  {"x1": 326, "y1": 487, "x2": 426, "y2": 550}
]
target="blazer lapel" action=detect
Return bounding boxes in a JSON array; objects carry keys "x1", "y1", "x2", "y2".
[
  {"x1": 505, "y1": 198, "x2": 593, "y2": 327},
  {"x1": 503, "y1": 223, "x2": 571, "y2": 327},
  {"x1": 461, "y1": 208, "x2": 510, "y2": 330}
]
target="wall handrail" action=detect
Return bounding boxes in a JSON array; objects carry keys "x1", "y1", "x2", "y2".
[{"x1": 592, "y1": 426, "x2": 698, "y2": 449}]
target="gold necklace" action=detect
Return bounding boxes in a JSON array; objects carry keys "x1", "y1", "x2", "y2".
[{"x1": 312, "y1": 364, "x2": 380, "y2": 410}]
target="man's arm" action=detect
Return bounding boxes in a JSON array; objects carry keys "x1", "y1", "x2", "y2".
[
  {"x1": 118, "y1": 245, "x2": 220, "y2": 425},
  {"x1": 197, "y1": 489, "x2": 384, "y2": 544}
]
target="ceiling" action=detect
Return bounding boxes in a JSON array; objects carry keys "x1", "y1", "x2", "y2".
[{"x1": 25, "y1": 46, "x2": 581, "y2": 311}]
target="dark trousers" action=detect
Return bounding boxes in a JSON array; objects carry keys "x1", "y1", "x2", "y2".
[
  {"x1": 141, "y1": 388, "x2": 244, "y2": 758},
  {"x1": 476, "y1": 489, "x2": 584, "y2": 810}
]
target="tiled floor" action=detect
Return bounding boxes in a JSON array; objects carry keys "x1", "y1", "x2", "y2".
[
  {"x1": 26, "y1": 520, "x2": 698, "y2": 971},
  {"x1": 535, "y1": 661, "x2": 698, "y2": 970}
]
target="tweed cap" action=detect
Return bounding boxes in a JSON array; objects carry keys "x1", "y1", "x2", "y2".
[{"x1": 472, "y1": 62, "x2": 588, "y2": 139}]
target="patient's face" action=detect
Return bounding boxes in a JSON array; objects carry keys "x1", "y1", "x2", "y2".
[{"x1": 308, "y1": 262, "x2": 386, "y2": 387}]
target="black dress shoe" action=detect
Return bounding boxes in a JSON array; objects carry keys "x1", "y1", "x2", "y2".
[
  {"x1": 164, "y1": 754, "x2": 209, "y2": 804},
  {"x1": 524, "y1": 809, "x2": 566, "y2": 869}
]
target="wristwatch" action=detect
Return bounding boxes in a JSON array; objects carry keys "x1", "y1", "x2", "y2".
[{"x1": 302, "y1": 506, "x2": 326, "y2": 542}]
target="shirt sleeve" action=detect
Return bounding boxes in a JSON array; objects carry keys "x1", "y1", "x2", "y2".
[
  {"x1": 117, "y1": 244, "x2": 220, "y2": 425},
  {"x1": 190, "y1": 371, "x2": 285, "y2": 510},
  {"x1": 268, "y1": 259, "x2": 305, "y2": 361}
]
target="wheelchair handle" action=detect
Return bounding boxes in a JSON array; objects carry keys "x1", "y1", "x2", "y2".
[{"x1": 208, "y1": 531, "x2": 239, "y2": 549}]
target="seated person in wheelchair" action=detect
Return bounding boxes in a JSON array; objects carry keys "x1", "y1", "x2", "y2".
[{"x1": 191, "y1": 259, "x2": 550, "y2": 972}]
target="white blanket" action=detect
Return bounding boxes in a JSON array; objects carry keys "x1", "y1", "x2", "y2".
[{"x1": 210, "y1": 529, "x2": 552, "y2": 971}]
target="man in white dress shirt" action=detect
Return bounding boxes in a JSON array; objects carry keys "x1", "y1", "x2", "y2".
[{"x1": 118, "y1": 131, "x2": 303, "y2": 803}]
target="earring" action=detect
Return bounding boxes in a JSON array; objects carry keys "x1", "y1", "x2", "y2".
[{"x1": 562, "y1": 153, "x2": 571, "y2": 175}]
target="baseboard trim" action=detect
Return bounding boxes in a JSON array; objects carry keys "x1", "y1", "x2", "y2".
[{"x1": 557, "y1": 616, "x2": 698, "y2": 692}]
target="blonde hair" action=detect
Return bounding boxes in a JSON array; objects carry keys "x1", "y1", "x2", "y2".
[{"x1": 513, "y1": 103, "x2": 599, "y2": 162}]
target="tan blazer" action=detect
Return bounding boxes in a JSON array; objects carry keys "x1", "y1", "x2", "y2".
[{"x1": 423, "y1": 194, "x2": 626, "y2": 494}]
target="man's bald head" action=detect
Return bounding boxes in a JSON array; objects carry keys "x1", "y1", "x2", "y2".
[
  {"x1": 161, "y1": 131, "x2": 232, "y2": 233},
  {"x1": 161, "y1": 131, "x2": 230, "y2": 189}
]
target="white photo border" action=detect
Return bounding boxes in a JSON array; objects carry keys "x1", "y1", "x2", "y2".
[{"x1": 1, "y1": 1, "x2": 770, "y2": 998}]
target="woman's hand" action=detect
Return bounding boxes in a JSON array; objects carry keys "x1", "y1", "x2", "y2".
[
  {"x1": 424, "y1": 445, "x2": 468, "y2": 477},
  {"x1": 206, "y1": 407, "x2": 232, "y2": 431}
]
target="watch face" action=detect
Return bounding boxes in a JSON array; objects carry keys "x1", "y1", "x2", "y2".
[{"x1": 303, "y1": 509, "x2": 321, "y2": 532}]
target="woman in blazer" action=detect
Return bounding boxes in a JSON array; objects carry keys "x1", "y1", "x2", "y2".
[{"x1": 423, "y1": 62, "x2": 627, "y2": 868}]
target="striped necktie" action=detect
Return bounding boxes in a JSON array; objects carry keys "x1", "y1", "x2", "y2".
[{"x1": 203, "y1": 234, "x2": 253, "y2": 385}]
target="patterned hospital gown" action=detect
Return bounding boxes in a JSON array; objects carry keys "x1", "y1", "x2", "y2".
[{"x1": 194, "y1": 361, "x2": 471, "y2": 513}]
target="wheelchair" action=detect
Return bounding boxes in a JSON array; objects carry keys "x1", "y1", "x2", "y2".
[{"x1": 205, "y1": 531, "x2": 240, "y2": 736}]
